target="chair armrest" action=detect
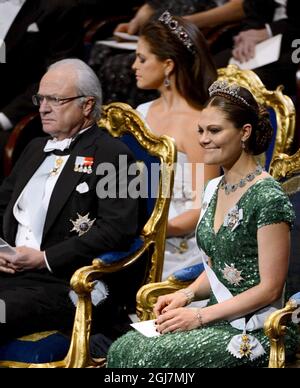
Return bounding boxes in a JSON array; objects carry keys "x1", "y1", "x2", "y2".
[
  {"x1": 29, "y1": 241, "x2": 151, "y2": 368},
  {"x1": 136, "y1": 263, "x2": 205, "y2": 321},
  {"x1": 172, "y1": 263, "x2": 204, "y2": 282},
  {"x1": 136, "y1": 277, "x2": 193, "y2": 321},
  {"x1": 264, "y1": 292, "x2": 300, "y2": 368}
]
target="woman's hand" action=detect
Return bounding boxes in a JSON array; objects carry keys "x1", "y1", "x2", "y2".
[
  {"x1": 154, "y1": 292, "x2": 189, "y2": 317},
  {"x1": 155, "y1": 307, "x2": 201, "y2": 334}
]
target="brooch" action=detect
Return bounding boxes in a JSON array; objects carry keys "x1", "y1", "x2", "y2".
[
  {"x1": 70, "y1": 213, "x2": 96, "y2": 236},
  {"x1": 221, "y1": 263, "x2": 244, "y2": 286},
  {"x1": 223, "y1": 205, "x2": 243, "y2": 231},
  {"x1": 74, "y1": 156, "x2": 94, "y2": 174},
  {"x1": 49, "y1": 156, "x2": 64, "y2": 176}
]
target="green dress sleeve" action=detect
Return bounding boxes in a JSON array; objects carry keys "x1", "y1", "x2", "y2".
[{"x1": 255, "y1": 180, "x2": 295, "y2": 229}]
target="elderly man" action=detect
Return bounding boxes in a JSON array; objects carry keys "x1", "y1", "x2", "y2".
[
  {"x1": 0, "y1": 59, "x2": 139, "y2": 343},
  {"x1": 0, "y1": 0, "x2": 84, "y2": 180}
]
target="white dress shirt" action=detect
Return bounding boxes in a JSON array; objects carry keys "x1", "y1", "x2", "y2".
[{"x1": 13, "y1": 154, "x2": 69, "y2": 271}]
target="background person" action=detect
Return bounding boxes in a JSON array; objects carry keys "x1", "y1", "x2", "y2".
[{"x1": 132, "y1": 13, "x2": 219, "y2": 279}]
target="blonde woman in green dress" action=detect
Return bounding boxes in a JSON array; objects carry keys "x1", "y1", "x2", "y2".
[{"x1": 107, "y1": 80, "x2": 298, "y2": 368}]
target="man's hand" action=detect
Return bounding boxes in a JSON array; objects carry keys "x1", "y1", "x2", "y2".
[
  {"x1": 232, "y1": 28, "x2": 269, "y2": 62},
  {"x1": 0, "y1": 257, "x2": 16, "y2": 274},
  {"x1": 1, "y1": 246, "x2": 46, "y2": 272}
]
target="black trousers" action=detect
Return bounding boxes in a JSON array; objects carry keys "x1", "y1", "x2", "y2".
[
  {"x1": 0, "y1": 270, "x2": 132, "y2": 347},
  {"x1": 0, "y1": 271, "x2": 75, "y2": 345}
]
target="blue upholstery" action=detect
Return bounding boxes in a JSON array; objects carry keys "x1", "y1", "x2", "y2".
[
  {"x1": 0, "y1": 333, "x2": 70, "y2": 364},
  {"x1": 265, "y1": 108, "x2": 277, "y2": 170},
  {"x1": 97, "y1": 237, "x2": 143, "y2": 264},
  {"x1": 172, "y1": 263, "x2": 204, "y2": 282},
  {"x1": 120, "y1": 134, "x2": 160, "y2": 217}
]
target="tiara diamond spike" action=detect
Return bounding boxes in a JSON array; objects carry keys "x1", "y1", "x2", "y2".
[
  {"x1": 158, "y1": 11, "x2": 195, "y2": 54},
  {"x1": 208, "y1": 80, "x2": 251, "y2": 108}
]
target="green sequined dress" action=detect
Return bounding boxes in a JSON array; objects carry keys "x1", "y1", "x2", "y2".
[{"x1": 107, "y1": 178, "x2": 298, "y2": 368}]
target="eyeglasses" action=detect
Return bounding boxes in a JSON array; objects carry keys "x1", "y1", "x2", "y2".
[{"x1": 32, "y1": 94, "x2": 86, "y2": 107}]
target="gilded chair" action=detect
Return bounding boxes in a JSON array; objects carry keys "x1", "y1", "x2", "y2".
[
  {"x1": 264, "y1": 149, "x2": 300, "y2": 368},
  {"x1": 137, "y1": 64, "x2": 297, "y2": 321},
  {"x1": 3, "y1": 112, "x2": 43, "y2": 177},
  {"x1": 0, "y1": 102, "x2": 176, "y2": 368}
]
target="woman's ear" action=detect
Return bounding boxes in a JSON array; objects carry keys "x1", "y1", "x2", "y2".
[
  {"x1": 164, "y1": 58, "x2": 175, "y2": 76},
  {"x1": 241, "y1": 123, "x2": 252, "y2": 142}
]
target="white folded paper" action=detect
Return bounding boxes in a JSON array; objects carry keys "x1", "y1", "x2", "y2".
[
  {"x1": 96, "y1": 39, "x2": 137, "y2": 51},
  {"x1": 113, "y1": 32, "x2": 138, "y2": 41},
  {"x1": 0, "y1": 237, "x2": 16, "y2": 256},
  {"x1": 130, "y1": 319, "x2": 161, "y2": 337},
  {"x1": 229, "y1": 34, "x2": 282, "y2": 70}
]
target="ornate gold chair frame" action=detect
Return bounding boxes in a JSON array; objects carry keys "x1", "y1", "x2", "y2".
[
  {"x1": 265, "y1": 150, "x2": 300, "y2": 368},
  {"x1": 218, "y1": 64, "x2": 295, "y2": 165}
]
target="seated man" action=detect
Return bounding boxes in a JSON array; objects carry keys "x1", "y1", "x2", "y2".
[
  {"x1": 0, "y1": 59, "x2": 139, "y2": 345},
  {"x1": 0, "y1": 0, "x2": 84, "y2": 179}
]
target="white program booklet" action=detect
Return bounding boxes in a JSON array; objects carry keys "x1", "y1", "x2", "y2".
[
  {"x1": 113, "y1": 32, "x2": 138, "y2": 42},
  {"x1": 130, "y1": 319, "x2": 161, "y2": 337},
  {"x1": 0, "y1": 237, "x2": 16, "y2": 256},
  {"x1": 229, "y1": 34, "x2": 283, "y2": 70},
  {"x1": 96, "y1": 39, "x2": 137, "y2": 50}
]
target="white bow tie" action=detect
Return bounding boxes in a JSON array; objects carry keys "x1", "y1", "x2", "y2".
[{"x1": 43, "y1": 137, "x2": 73, "y2": 153}]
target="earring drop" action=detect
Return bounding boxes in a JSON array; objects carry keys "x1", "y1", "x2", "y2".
[
  {"x1": 241, "y1": 140, "x2": 246, "y2": 149},
  {"x1": 164, "y1": 74, "x2": 170, "y2": 88}
]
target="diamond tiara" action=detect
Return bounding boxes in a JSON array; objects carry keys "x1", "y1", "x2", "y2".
[
  {"x1": 208, "y1": 80, "x2": 251, "y2": 108},
  {"x1": 158, "y1": 11, "x2": 195, "y2": 54}
]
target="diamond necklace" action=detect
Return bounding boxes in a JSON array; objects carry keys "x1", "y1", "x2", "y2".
[{"x1": 220, "y1": 164, "x2": 264, "y2": 195}]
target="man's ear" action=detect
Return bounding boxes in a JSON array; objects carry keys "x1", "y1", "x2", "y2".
[{"x1": 83, "y1": 97, "x2": 95, "y2": 117}]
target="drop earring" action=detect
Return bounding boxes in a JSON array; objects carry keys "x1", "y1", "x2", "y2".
[
  {"x1": 241, "y1": 140, "x2": 246, "y2": 149},
  {"x1": 164, "y1": 74, "x2": 170, "y2": 88}
]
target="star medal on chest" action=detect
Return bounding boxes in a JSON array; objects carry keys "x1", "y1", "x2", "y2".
[
  {"x1": 50, "y1": 156, "x2": 64, "y2": 176},
  {"x1": 74, "y1": 156, "x2": 94, "y2": 174},
  {"x1": 70, "y1": 213, "x2": 96, "y2": 236},
  {"x1": 221, "y1": 263, "x2": 244, "y2": 286}
]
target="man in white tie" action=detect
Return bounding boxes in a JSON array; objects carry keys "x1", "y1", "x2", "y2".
[
  {"x1": 0, "y1": 59, "x2": 140, "y2": 344},
  {"x1": 0, "y1": 0, "x2": 84, "y2": 180}
]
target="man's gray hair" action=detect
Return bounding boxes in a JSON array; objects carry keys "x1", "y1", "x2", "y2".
[{"x1": 48, "y1": 58, "x2": 102, "y2": 120}]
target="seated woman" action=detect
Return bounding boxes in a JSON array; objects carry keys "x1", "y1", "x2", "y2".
[
  {"x1": 90, "y1": 0, "x2": 245, "y2": 107},
  {"x1": 107, "y1": 80, "x2": 298, "y2": 368},
  {"x1": 133, "y1": 12, "x2": 219, "y2": 280}
]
